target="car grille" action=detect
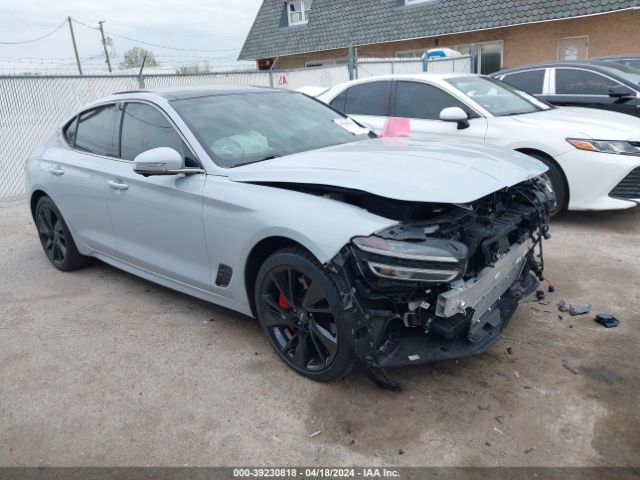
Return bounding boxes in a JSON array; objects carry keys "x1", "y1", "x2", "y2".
[{"x1": 609, "y1": 167, "x2": 640, "y2": 200}]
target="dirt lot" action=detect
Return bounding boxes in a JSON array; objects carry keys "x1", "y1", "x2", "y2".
[{"x1": 0, "y1": 199, "x2": 638, "y2": 467}]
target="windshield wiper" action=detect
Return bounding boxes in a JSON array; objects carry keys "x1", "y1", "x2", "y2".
[{"x1": 233, "y1": 155, "x2": 281, "y2": 168}]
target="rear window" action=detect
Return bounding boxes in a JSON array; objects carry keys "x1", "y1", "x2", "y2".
[
  {"x1": 502, "y1": 70, "x2": 545, "y2": 94},
  {"x1": 75, "y1": 104, "x2": 118, "y2": 156}
]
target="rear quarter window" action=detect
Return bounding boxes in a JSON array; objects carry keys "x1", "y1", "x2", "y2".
[{"x1": 63, "y1": 117, "x2": 78, "y2": 146}]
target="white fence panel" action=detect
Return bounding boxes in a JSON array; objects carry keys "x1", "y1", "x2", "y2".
[
  {"x1": 143, "y1": 71, "x2": 271, "y2": 89},
  {"x1": 0, "y1": 76, "x2": 140, "y2": 199},
  {"x1": 425, "y1": 55, "x2": 472, "y2": 74},
  {"x1": 272, "y1": 65, "x2": 350, "y2": 89},
  {"x1": 358, "y1": 59, "x2": 423, "y2": 78}
]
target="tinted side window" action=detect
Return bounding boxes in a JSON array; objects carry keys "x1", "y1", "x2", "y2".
[
  {"x1": 330, "y1": 90, "x2": 348, "y2": 112},
  {"x1": 394, "y1": 81, "x2": 470, "y2": 120},
  {"x1": 343, "y1": 82, "x2": 390, "y2": 116},
  {"x1": 502, "y1": 70, "x2": 545, "y2": 94},
  {"x1": 75, "y1": 105, "x2": 118, "y2": 156},
  {"x1": 63, "y1": 117, "x2": 78, "y2": 146},
  {"x1": 555, "y1": 69, "x2": 618, "y2": 95},
  {"x1": 120, "y1": 103, "x2": 196, "y2": 166}
]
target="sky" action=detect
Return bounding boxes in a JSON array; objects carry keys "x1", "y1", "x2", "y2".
[{"x1": 0, "y1": 0, "x2": 263, "y2": 73}]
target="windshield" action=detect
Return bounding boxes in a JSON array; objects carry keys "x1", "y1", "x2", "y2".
[
  {"x1": 171, "y1": 91, "x2": 372, "y2": 168},
  {"x1": 596, "y1": 63, "x2": 640, "y2": 87},
  {"x1": 447, "y1": 76, "x2": 551, "y2": 116}
]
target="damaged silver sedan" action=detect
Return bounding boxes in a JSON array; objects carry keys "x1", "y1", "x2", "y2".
[{"x1": 26, "y1": 86, "x2": 553, "y2": 388}]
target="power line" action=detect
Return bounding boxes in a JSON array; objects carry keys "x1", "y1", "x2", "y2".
[
  {"x1": 0, "y1": 21, "x2": 67, "y2": 45},
  {"x1": 70, "y1": 18, "x2": 99, "y2": 31},
  {"x1": 100, "y1": 29, "x2": 241, "y2": 53}
]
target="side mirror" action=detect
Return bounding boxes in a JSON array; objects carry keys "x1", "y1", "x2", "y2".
[
  {"x1": 439, "y1": 107, "x2": 470, "y2": 130},
  {"x1": 608, "y1": 85, "x2": 634, "y2": 98},
  {"x1": 133, "y1": 147, "x2": 201, "y2": 176}
]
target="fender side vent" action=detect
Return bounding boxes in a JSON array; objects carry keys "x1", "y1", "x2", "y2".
[{"x1": 215, "y1": 264, "x2": 233, "y2": 287}]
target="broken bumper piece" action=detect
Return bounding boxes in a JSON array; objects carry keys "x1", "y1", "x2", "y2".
[
  {"x1": 342, "y1": 241, "x2": 540, "y2": 369},
  {"x1": 373, "y1": 272, "x2": 537, "y2": 368}
]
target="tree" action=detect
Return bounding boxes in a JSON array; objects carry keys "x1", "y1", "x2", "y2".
[
  {"x1": 177, "y1": 62, "x2": 211, "y2": 74},
  {"x1": 119, "y1": 47, "x2": 158, "y2": 69}
]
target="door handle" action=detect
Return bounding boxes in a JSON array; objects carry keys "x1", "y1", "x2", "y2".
[
  {"x1": 107, "y1": 180, "x2": 129, "y2": 191},
  {"x1": 49, "y1": 167, "x2": 65, "y2": 176}
]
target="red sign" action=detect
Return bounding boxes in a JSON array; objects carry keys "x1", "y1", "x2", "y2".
[{"x1": 277, "y1": 74, "x2": 288, "y2": 87}]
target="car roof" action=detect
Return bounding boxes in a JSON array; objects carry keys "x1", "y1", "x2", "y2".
[
  {"x1": 592, "y1": 54, "x2": 640, "y2": 60},
  {"x1": 112, "y1": 85, "x2": 280, "y2": 101},
  {"x1": 495, "y1": 60, "x2": 629, "y2": 75},
  {"x1": 355, "y1": 72, "x2": 473, "y2": 81},
  {"x1": 325, "y1": 72, "x2": 476, "y2": 90}
]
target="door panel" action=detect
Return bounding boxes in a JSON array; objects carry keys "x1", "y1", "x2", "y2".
[
  {"x1": 41, "y1": 106, "x2": 120, "y2": 254},
  {"x1": 105, "y1": 164, "x2": 210, "y2": 290},
  {"x1": 105, "y1": 101, "x2": 211, "y2": 290},
  {"x1": 39, "y1": 147, "x2": 117, "y2": 255}
]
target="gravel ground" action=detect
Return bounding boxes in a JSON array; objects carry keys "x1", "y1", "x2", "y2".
[{"x1": 0, "y1": 199, "x2": 638, "y2": 467}]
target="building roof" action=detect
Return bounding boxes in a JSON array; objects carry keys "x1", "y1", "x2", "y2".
[{"x1": 238, "y1": 0, "x2": 640, "y2": 61}]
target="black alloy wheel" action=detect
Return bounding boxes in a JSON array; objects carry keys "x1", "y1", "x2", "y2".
[
  {"x1": 37, "y1": 202, "x2": 67, "y2": 266},
  {"x1": 255, "y1": 248, "x2": 350, "y2": 382},
  {"x1": 35, "y1": 196, "x2": 89, "y2": 271}
]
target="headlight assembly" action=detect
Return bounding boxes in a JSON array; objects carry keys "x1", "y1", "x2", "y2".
[
  {"x1": 368, "y1": 262, "x2": 460, "y2": 283},
  {"x1": 567, "y1": 138, "x2": 640, "y2": 156},
  {"x1": 351, "y1": 235, "x2": 468, "y2": 284}
]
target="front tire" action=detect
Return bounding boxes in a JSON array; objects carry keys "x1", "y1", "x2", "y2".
[
  {"x1": 526, "y1": 153, "x2": 568, "y2": 216},
  {"x1": 35, "y1": 196, "x2": 89, "y2": 271},
  {"x1": 254, "y1": 248, "x2": 351, "y2": 382}
]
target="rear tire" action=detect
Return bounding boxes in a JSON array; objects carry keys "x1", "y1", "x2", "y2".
[
  {"x1": 525, "y1": 152, "x2": 568, "y2": 216},
  {"x1": 254, "y1": 248, "x2": 351, "y2": 382},
  {"x1": 35, "y1": 196, "x2": 89, "y2": 271}
]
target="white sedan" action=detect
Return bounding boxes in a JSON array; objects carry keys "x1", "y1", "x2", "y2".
[{"x1": 314, "y1": 74, "x2": 640, "y2": 212}]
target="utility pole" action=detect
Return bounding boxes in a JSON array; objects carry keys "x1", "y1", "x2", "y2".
[
  {"x1": 98, "y1": 20, "x2": 112, "y2": 73},
  {"x1": 67, "y1": 17, "x2": 82, "y2": 76}
]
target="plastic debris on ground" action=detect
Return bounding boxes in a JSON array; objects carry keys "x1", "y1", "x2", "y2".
[
  {"x1": 594, "y1": 313, "x2": 620, "y2": 328},
  {"x1": 562, "y1": 360, "x2": 579, "y2": 375},
  {"x1": 570, "y1": 304, "x2": 592, "y2": 316},
  {"x1": 558, "y1": 300, "x2": 592, "y2": 316}
]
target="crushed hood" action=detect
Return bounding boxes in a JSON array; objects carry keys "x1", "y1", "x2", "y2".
[
  {"x1": 509, "y1": 107, "x2": 640, "y2": 140},
  {"x1": 227, "y1": 138, "x2": 547, "y2": 204}
]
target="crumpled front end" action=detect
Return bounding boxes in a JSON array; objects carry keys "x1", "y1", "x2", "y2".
[{"x1": 328, "y1": 178, "x2": 553, "y2": 389}]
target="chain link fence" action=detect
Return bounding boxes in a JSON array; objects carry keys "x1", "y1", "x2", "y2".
[{"x1": 0, "y1": 58, "x2": 424, "y2": 200}]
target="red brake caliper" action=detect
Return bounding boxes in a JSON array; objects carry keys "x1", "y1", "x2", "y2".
[
  {"x1": 278, "y1": 293, "x2": 296, "y2": 332},
  {"x1": 278, "y1": 293, "x2": 289, "y2": 309}
]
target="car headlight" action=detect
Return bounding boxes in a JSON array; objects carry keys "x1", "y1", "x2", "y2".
[
  {"x1": 351, "y1": 236, "x2": 468, "y2": 284},
  {"x1": 567, "y1": 138, "x2": 640, "y2": 156}
]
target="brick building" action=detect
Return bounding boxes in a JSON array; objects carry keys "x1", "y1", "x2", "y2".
[{"x1": 238, "y1": 0, "x2": 640, "y2": 73}]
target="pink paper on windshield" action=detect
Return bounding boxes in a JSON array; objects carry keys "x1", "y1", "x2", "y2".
[{"x1": 381, "y1": 117, "x2": 411, "y2": 138}]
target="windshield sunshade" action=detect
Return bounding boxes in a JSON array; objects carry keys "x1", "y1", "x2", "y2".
[{"x1": 171, "y1": 91, "x2": 371, "y2": 168}]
